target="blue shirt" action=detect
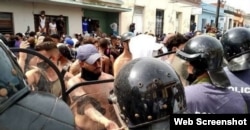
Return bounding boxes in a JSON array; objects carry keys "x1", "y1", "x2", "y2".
[
  {"x1": 185, "y1": 75, "x2": 247, "y2": 114},
  {"x1": 224, "y1": 67, "x2": 250, "y2": 113},
  {"x1": 82, "y1": 21, "x2": 88, "y2": 32}
]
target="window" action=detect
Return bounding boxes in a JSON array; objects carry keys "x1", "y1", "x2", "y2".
[
  {"x1": 0, "y1": 12, "x2": 14, "y2": 35},
  {"x1": 34, "y1": 14, "x2": 68, "y2": 35},
  {"x1": 155, "y1": 9, "x2": 164, "y2": 36}
]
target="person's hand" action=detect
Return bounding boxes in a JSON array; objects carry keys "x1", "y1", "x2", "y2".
[
  {"x1": 104, "y1": 120, "x2": 120, "y2": 130},
  {"x1": 20, "y1": 41, "x2": 30, "y2": 49},
  {"x1": 19, "y1": 41, "x2": 30, "y2": 60}
]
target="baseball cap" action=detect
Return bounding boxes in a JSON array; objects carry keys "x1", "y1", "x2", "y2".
[
  {"x1": 64, "y1": 38, "x2": 74, "y2": 46},
  {"x1": 76, "y1": 44, "x2": 101, "y2": 64}
]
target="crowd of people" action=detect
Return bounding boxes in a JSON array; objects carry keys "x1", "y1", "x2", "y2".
[{"x1": 0, "y1": 25, "x2": 250, "y2": 130}]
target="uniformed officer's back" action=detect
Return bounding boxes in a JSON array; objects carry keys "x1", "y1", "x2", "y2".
[
  {"x1": 221, "y1": 27, "x2": 250, "y2": 113},
  {"x1": 176, "y1": 35, "x2": 247, "y2": 114}
]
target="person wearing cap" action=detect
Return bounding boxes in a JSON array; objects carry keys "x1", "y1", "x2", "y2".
[
  {"x1": 67, "y1": 44, "x2": 121, "y2": 130},
  {"x1": 65, "y1": 38, "x2": 74, "y2": 48},
  {"x1": 113, "y1": 32, "x2": 135, "y2": 77}
]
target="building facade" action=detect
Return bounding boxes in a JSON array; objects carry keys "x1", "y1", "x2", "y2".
[
  {"x1": 120, "y1": 0, "x2": 201, "y2": 35},
  {"x1": 0, "y1": 0, "x2": 201, "y2": 36},
  {"x1": 197, "y1": 2, "x2": 224, "y2": 32},
  {"x1": 0, "y1": 0, "x2": 130, "y2": 36},
  {"x1": 244, "y1": 14, "x2": 250, "y2": 28},
  {"x1": 223, "y1": 5, "x2": 245, "y2": 32}
]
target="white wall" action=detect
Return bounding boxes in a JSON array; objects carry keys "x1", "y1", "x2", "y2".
[
  {"x1": 174, "y1": 3, "x2": 193, "y2": 33},
  {"x1": 120, "y1": 0, "x2": 194, "y2": 34},
  {"x1": 0, "y1": 0, "x2": 82, "y2": 36}
]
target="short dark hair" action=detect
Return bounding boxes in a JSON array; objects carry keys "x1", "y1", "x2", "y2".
[
  {"x1": 43, "y1": 36, "x2": 53, "y2": 42},
  {"x1": 99, "y1": 38, "x2": 110, "y2": 49},
  {"x1": 16, "y1": 33, "x2": 23, "y2": 38},
  {"x1": 29, "y1": 31, "x2": 36, "y2": 37},
  {"x1": 35, "y1": 41, "x2": 57, "y2": 51},
  {"x1": 110, "y1": 35, "x2": 117, "y2": 39},
  {"x1": 40, "y1": 10, "x2": 45, "y2": 15},
  {"x1": 83, "y1": 37, "x2": 96, "y2": 44},
  {"x1": 50, "y1": 34, "x2": 60, "y2": 40},
  {"x1": 165, "y1": 33, "x2": 188, "y2": 51}
]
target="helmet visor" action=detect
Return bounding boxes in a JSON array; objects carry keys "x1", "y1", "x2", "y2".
[{"x1": 176, "y1": 50, "x2": 202, "y2": 62}]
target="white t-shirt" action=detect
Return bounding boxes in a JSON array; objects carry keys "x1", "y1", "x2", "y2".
[
  {"x1": 110, "y1": 22, "x2": 118, "y2": 32},
  {"x1": 49, "y1": 22, "x2": 57, "y2": 34},
  {"x1": 49, "y1": 22, "x2": 57, "y2": 30},
  {"x1": 39, "y1": 17, "x2": 46, "y2": 28}
]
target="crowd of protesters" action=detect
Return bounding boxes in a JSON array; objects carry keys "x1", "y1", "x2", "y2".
[{"x1": 1, "y1": 16, "x2": 250, "y2": 129}]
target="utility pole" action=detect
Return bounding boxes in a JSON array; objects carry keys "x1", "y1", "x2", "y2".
[{"x1": 215, "y1": 0, "x2": 221, "y2": 29}]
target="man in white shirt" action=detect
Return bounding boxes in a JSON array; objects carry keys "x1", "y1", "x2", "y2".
[{"x1": 110, "y1": 22, "x2": 118, "y2": 35}]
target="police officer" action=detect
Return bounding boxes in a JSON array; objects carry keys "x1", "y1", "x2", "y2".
[
  {"x1": 0, "y1": 35, "x2": 75, "y2": 130},
  {"x1": 221, "y1": 27, "x2": 250, "y2": 112},
  {"x1": 176, "y1": 35, "x2": 247, "y2": 114},
  {"x1": 110, "y1": 58, "x2": 186, "y2": 130}
]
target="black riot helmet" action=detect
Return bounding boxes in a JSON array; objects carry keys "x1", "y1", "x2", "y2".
[
  {"x1": 112, "y1": 58, "x2": 186, "y2": 129},
  {"x1": 0, "y1": 39, "x2": 27, "y2": 103},
  {"x1": 221, "y1": 27, "x2": 250, "y2": 71},
  {"x1": 57, "y1": 43, "x2": 74, "y2": 60},
  {"x1": 176, "y1": 35, "x2": 230, "y2": 88},
  {"x1": 0, "y1": 33, "x2": 8, "y2": 44},
  {"x1": 121, "y1": 32, "x2": 135, "y2": 42}
]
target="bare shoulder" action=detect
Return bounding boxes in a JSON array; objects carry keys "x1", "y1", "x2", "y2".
[
  {"x1": 99, "y1": 73, "x2": 114, "y2": 89},
  {"x1": 69, "y1": 60, "x2": 81, "y2": 75},
  {"x1": 67, "y1": 74, "x2": 86, "y2": 96},
  {"x1": 113, "y1": 55, "x2": 121, "y2": 67},
  {"x1": 100, "y1": 72, "x2": 114, "y2": 79},
  {"x1": 25, "y1": 68, "x2": 40, "y2": 76},
  {"x1": 67, "y1": 74, "x2": 82, "y2": 88},
  {"x1": 101, "y1": 55, "x2": 110, "y2": 63},
  {"x1": 102, "y1": 55, "x2": 109, "y2": 60}
]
